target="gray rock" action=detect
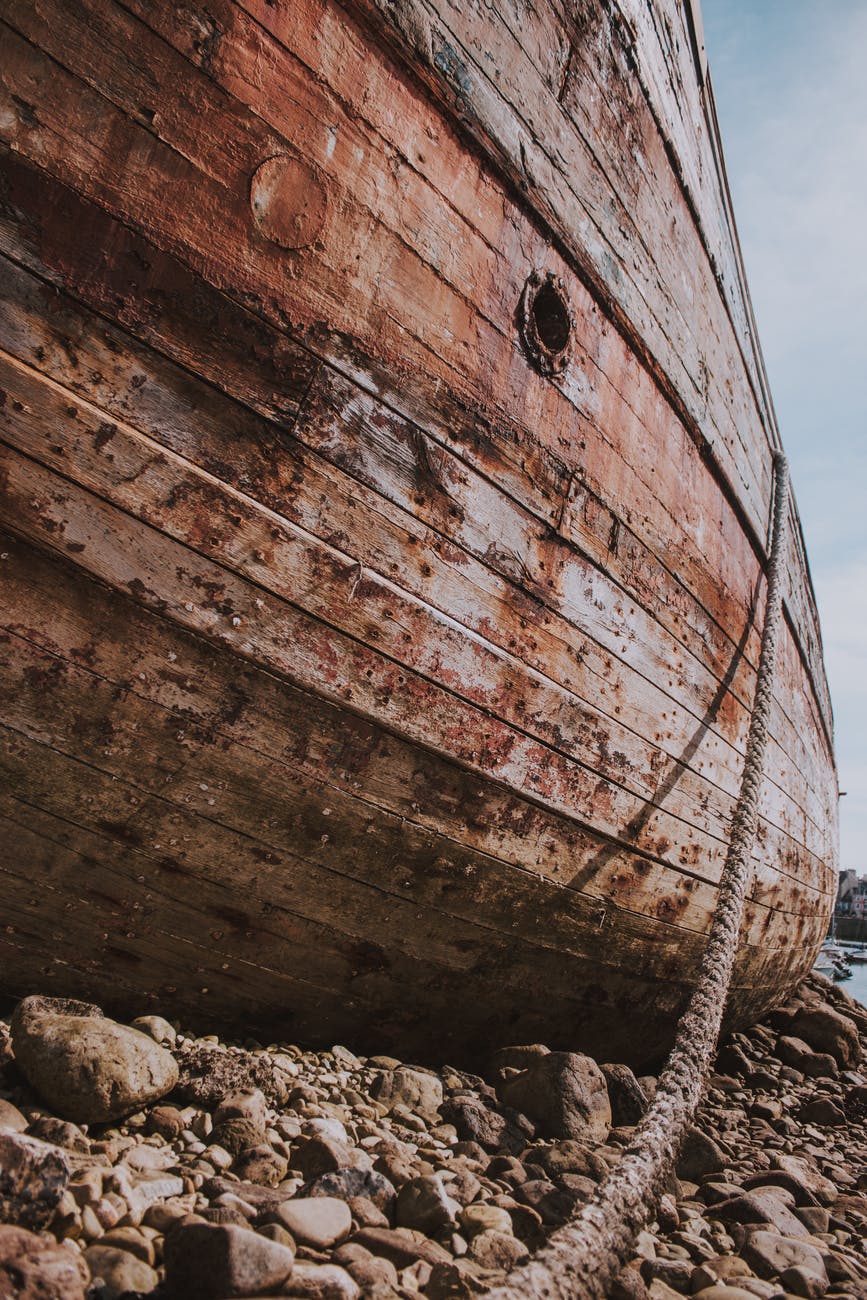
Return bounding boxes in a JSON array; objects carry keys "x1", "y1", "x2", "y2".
[
  {"x1": 11, "y1": 996, "x2": 178, "y2": 1123},
  {"x1": 0, "y1": 1098, "x2": 27, "y2": 1132},
  {"x1": 293, "y1": 1134, "x2": 368, "y2": 1181},
  {"x1": 776, "y1": 1036, "x2": 838, "y2": 1078},
  {"x1": 212, "y1": 1116, "x2": 268, "y2": 1155},
  {"x1": 0, "y1": 1224, "x2": 87, "y2": 1299},
  {"x1": 84, "y1": 1244, "x2": 159, "y2": 1298},
  {"x1": 788, "y1": 1005, "x2": 861, "y2": 1068},
  {"x1": 232, "y1": 1143, "x2": 288, "y2": 1186},
  {"x1": 458, "y1": 1204, "x2": 514, "y2": 1238},
  {"x1": 740, "y1": 1231, "x2": 828, "y2": 1284},
  {"x1": 350, "y1": 1226, "x2": 452, "y2": 1268},
  {"x1": 130, "y1": 1014, "x2": 177, "y2": 1048},
  {"x1": 0, "y1": 1131, "x2": 69, "y2": 1230},
  {"x1": 497, "y1": 1052, "x2": 611, "y2": 1142},
  {"x1": 395, "y1": 1175, "x2": 459, "y2": 1234},
  {"x1": 711, "y1": 1190, "x2": 809, "y2": 1238},
  {"x1": 214, "y1": 1087, "x2": 268, "y2": 1128},
  {"x1": 771, "y1": 1155, "x2": 837, "y2": 1206},
  {"x1": 281, "y1": 1262, "x2": 360, "y2": 1298},
  {"x1": 305, "y1": 1167, "x2": 396, "y2": 1212},
  {"x1": 164, "y1": 1220, "x2": 295, "y2": 1297},
  {"x1": 467, "y1": 1229, "x2": 529, "y2": 1270},
  {"x1": 676, "y1": 1127, "x2": 726, "y2": 1182},
  {"x1": 440, "y1": 1096, "x2": 533, "y2": 1153},
  {"x1": 600, "y1": 1063, "x2": 650, "y2": 1126},
  {"x1": 370, "y1": 1066, "x2": 443, "y2": 1122},
  {"x1": 274, "y1": 1197, "x2": 352, "y2": 1248},
  {"x1": 779, "y1": 1264, "x2": 829, "y2": 1297}
]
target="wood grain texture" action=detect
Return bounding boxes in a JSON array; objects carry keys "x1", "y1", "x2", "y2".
[{"x1": 0, "y1": 0, "x2": 837, "y2": 1063}]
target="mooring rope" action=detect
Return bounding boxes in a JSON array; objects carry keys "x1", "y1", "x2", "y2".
[{"x1": 483, "y1": 451, "x2": 791, "y2": 1300}]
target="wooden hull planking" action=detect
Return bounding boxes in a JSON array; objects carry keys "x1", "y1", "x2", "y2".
[{"x1": 0, "y1": 0, "x2": 837, "y2": 1064}]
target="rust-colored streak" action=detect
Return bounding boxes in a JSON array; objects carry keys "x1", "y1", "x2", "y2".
[{"x1": 0, "y1": 0, "x2": 837, "y2": 1064}]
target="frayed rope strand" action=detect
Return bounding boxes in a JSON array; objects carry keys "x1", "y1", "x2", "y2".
[{"x1": 482, "y1": 452, "x2": 791, "y2": 1300}]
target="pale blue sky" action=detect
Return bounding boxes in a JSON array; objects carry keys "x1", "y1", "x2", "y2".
[{"x1": 702, "y1": 0, "x2": 867, "y2": 874}]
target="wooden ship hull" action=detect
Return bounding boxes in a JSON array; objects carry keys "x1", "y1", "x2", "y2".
[{"x1": 0, "y1": 0, "x2": 837, "y2": 1066}]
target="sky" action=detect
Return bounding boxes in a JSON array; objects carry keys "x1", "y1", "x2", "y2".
[{"x1": 701, "y1": 0, "x2": 867, "y2": 874}]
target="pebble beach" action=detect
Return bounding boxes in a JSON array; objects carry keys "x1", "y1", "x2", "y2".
[{"x1": 1, "y1": 973, "x2": 866, "y2": 1300}]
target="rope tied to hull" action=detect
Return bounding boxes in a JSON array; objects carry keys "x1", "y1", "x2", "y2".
[{"x1": 483, "y1": 452, "x2": 791, "y2": 1300}]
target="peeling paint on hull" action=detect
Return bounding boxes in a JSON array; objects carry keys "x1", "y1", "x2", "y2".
[{"x1": 0, "y1": 0, "x2": 837, "y2": 1066}]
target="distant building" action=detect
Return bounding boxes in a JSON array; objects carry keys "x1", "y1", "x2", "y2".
[{"x1": 836, "y1": 869, "x2": 867, "y2": 916}]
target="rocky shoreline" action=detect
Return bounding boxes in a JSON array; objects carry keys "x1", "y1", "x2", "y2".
[{"x1": 1, "y1": 974, "x2": 866, "y2": 1300}]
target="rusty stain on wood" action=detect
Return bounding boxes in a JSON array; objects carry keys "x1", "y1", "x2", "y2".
[{"x1": 0, "y1": 0, "x2": 838, "y2": 1065}]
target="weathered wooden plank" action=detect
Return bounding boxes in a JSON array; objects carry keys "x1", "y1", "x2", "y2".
[
  {"x1": 0, "y1": 5, "x2": 831, "y2": 754},
  {"x1": 0, "y1": 260, "x2": 834, "y2": 855},
  {"x1": 0, "y1": 663, "x2": 828, "y2": 980},
  {"x1": 0, "y1": 353, "x2": 833, "y2": 884},
  {"x1": 2, "y1": 532, "x2": 832, "y2": 937},
  {"x1": 0, "y1": 203, "x2": 835, "y2": 853}
]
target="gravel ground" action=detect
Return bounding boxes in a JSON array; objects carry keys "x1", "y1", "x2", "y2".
[{"x1": 1, "y1": 972, "x2": 866, "y2": 1299}]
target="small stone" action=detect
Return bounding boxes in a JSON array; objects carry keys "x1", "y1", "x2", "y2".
[
  {"x1": 370, "y1": 1067, "x2": 443, "y2": 1122},
  {"x1": 0, "y1": 1224, "x2": 87, "y2": 1299},
  {"x1": 84, "y1": 1243, "x2": 159, "y2": 1298},
  {"x1": 395, "y1": 1175, "x2": 459, "y2": 1234},
  {"x1": 338, "y1": 1246, "x2": 399, "y2": 1290},
  {"x1": 609, "y1": 1265, "x2": 650, "y2": 1299},
  {"x1": 774, "y1": 1159, "x2": 842, "y2": 1206},
  {"x1": 233, "y1": 1143, "x2": 289, "y2": 1186},
  {"x1": 497, "y1": 1052, "x2": 611, "y2": 1142},
  {"x1": 258, "y1": 1222, "x2": 296, "y2": 1247},
  {"x1": 788, "y1": 1004, "x2": 861, "y2": 1067},
  {"x1": 275, "y1": 1197, "x2": 352, "y2": 1248},
  {"x1": 440, "y1": 1097, "x2": 533, "y2": 1154},
  {"x1": 146, "y1": 1104, "x2": 186, "y2": 1139},
  {"x1": 281, "y1": 1262, "x2": 360, "y2": 1298},
  {"x1": 776, "y1": 1036, "x2": 838, "y2": 1078},
  {"x1": 11, "y1": 996, "x2": 178, "y2": 1123},
  {"x1": 350, "y1": 1225, "x2": 452, "y2": 1268},
  {"x1": 459, "y1": 1204, "x2": 514, "y2": 1238},
  {"x1": 640, "y1": 1257, "x2": 693, "y2": 1290},
  {"x1": 676, "y1": 1128, "x2": 726, "y2": 1182},
  {"x1": 711, "y1": 1190, "x2": 809, "y2": 1238},
  {"x1": 691, "y1": 1289, "x2": 767, "y2": 1300},
  {"x1": 601, "y1": 1064, "x2": 650, "y2": 1126},
  {"x1": 797, "y1": 1098, "x2": 846, "y2": 1125},
  {"x1": 214, "y1": 1087, "x2": 269, "y2": 1129},
  {"x1": 212, "y1": 1116, "x2": 268, "y2": 1155},
  {"x1": 0, "y1": 1131, "x2": 70, "y2": 1230},
  {"x1": 131, "y1": 1015, "x2": 177, "y2": 1047},
  {"x1": 164, "y1": 1221, "x2": 295, "y2": 1297},
  {"x1": 740, "y1": 1230, "x2": 828, "y2": 1282},
  {"x1": 0, "y1": 1099, "x2": 28, "y2": 1132},
  {"x1": 99, "y1": 1225, "x2": 156, "y2": 1265},
  {"x1": 293, "y1": 1134, "x2": 368, "y2": 1181},
  {"x1": 305, "y1": 1167, "x2": 396, "y2": 1212},
  {"x1": 778, "y1": 1264, "x2": 829, "y2": 1297},
  {"x1": 467, "y1": 1229, "x2": 529, "y2": 1270}
]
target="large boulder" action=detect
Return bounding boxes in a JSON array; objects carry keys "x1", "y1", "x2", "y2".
[
  {"x1": 11, "y1": 996, "x2": 178, "y2": 1124},
  {"x1": 787, "y1": 1004, "x2": 861, "y2": 1068},
  {"x1": 497, "y1": 1052, "x2": 611, "y2": 1142}
]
